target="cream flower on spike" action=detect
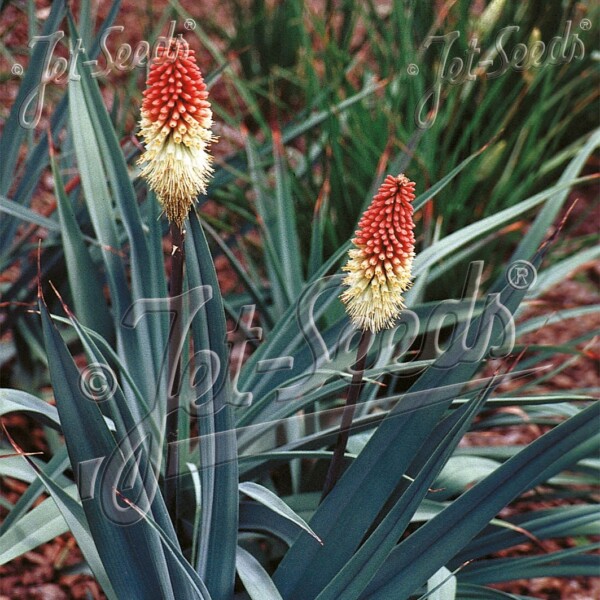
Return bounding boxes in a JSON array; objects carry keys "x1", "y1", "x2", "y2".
[
  {"x1": 138, "y1": 38, "x2": 214, "y2": 225},
  {"x1": 340, "y1": 174, "x2": 416, "y2": 333}
]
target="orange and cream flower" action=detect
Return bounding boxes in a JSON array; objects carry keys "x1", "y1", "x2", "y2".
[
  {"x1": 340, "y1": 174, "x2": 416, "y2": 333},
  {"x1": 137, "y1": 39, "x2": 214, "y2": 225}
]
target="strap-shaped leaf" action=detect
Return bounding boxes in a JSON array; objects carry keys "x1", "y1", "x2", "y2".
[
  {"x1": 0, "y1": 0, "x2": 66, "y2": 195},
  {"x1": 27, "y1": 458, "x2": 118, "y2": 600},
  {"x1": 186, "y1": 211, "x2": 239, "y2": 598},
  {"x1": 456, "y1": 584, "x2": 521, "y2": 599},
  {"x1": 52, "y1": 155, "x2": 113, "y2": 342},
  {"x1": 237, "y1": 546, "x2": 284, "y2": 600},
  {"x1": 0, "y1": 495, "x2": 69, "y2": 565},
  {"x1": 315, "y1": 380, "x2": 496, "y2": 600},
  {"x1": 67, "y1": 15, "x2": 165, "y2": 422},
  {"x1": 0, "y1": 0, "x2": 122, "y2": 258},
  {"x1": 362, "y1": 402, "x2": 599, "y2": 598},
  {"x1": 0, "y1": 447, "x2": 69, "y2": 535},
  {"x1": 239, "y1": 482, "x2": 321, "y2": 544},
  {"x1": 0, "y1": 389, "x2": 61, "y2": 429},
  {"x1": 456, "y1": 505, "x2": 600, "y2": 563},
  {"x1": 458, "y1": 543, "x2": 600, "y2": 584},
  {"x1": 272, "y1": 123, "x2": 599, "y2": 600},
  {"x1": 426, "y1": 567, "x2": 457, "y2": 600},
  {"x1": 239, "y1": 501, "x2": 305, "y2": 547},
  {"x1": 39, "y1": 297, "x2": 198, "y2": 599},
  {"x1": 490, "y1": 128, "x2": 600, "y2": 293},
  {"x1": 273, "y1": 260, "x2": 536, "y2": 599}
]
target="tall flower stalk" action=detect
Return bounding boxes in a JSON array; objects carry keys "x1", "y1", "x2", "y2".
[
  {"x1": 322, "y1": 174, "x2": 416, "y2": 499},
  {"x1": 138, "y1": 38, "x2": 214, "y2": 523}
]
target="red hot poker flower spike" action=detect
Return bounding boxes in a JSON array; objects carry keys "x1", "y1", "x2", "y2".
[
  {"x1": 137, "y1": 39, "x2": 214, "y2": 225},
  {"x1": 340, "y1": 174, "x2": 416, "y2": 332}
]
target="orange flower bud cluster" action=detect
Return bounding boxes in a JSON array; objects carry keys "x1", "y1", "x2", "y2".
[
  {"x1": 138, "y1": 39, "x2": 214, "y2": 225},
  {"x1": 341, "y1": 174, "x2": 416, "y2": 332}
]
